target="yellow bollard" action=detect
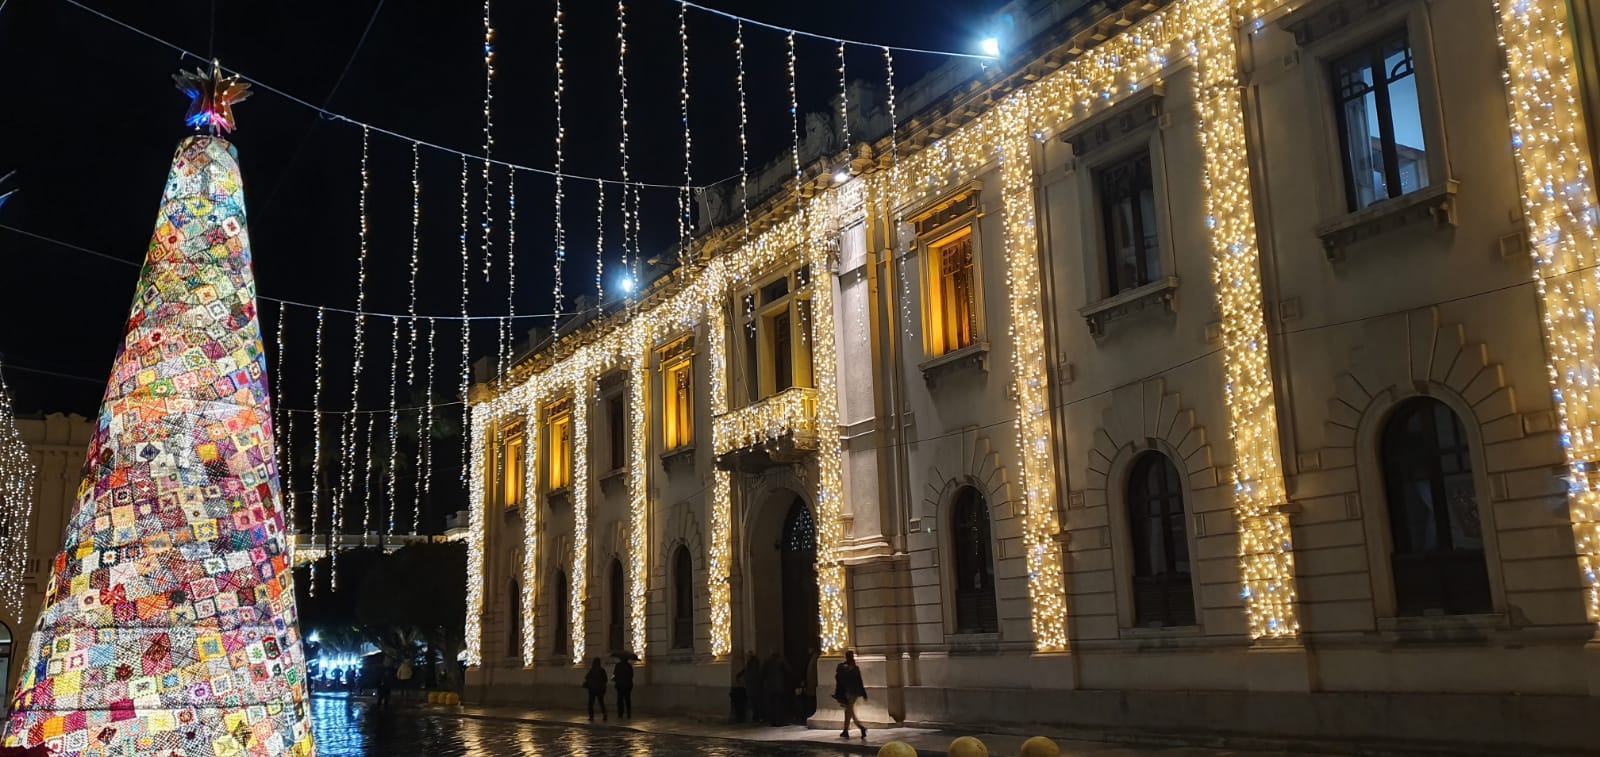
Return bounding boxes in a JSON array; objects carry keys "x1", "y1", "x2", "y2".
[
  {"x1": 947, "y1": 736, "x2": 988, "y2": 757},
  {"x1": 1019, "y1": 736, "x2": 1061, "y2": 757},
  {"x1": 877, "y1": 741, "x2": 918, "y2": 757}
]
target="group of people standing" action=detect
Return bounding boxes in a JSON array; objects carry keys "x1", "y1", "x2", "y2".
[
  {"x1": 735, "y1": 649, "x2": 868, "y2": 739},
  {"x1": 582, "y1": 655, "x2": 635, "y2": 721},
  {"x1": 578, "y1": 647, "x2": 868, "y2": 739}
]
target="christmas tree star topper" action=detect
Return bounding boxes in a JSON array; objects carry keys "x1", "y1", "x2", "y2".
[{"x1": 174, "y1": 59, "x2": 252, "y2": 134}]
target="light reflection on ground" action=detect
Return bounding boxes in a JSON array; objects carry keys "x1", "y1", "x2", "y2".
[{"x1": 309, "y1": 695, "x2": 859, "y2": 756}]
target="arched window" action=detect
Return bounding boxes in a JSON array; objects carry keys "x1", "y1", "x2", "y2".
[
  {"x1": 507, "y1": 579, "x2": 521, "y2": 658},
  {"x1": 554, "y1": 570, "x2": 569, "y2": 657},
  {"x1": 608, "y1": 558, "x2": 627, "y2": 654},
  {"x1": 1380, "y1": 397, "x2": 1490, "y2": 615},
  {"x1": 1127, "y1": 452, "x2": 1195, "y2": 627},
  {"x1": 672, "y1": 546, "x2": 694, "y2": 649},
  {"x1": 950, "y1": 486, "x2": 999, "y2": 634}
]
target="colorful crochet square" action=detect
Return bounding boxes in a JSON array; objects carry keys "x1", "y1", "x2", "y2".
[{"x1": 4, "y1": 136, "x2": 314, "y2": 756}]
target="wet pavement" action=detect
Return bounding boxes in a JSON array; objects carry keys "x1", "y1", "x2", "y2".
[{"x1": 310, "y1": 694, "x2": 862, "y2": 756}]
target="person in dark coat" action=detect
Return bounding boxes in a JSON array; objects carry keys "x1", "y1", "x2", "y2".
[
  {"x1": 583, "y1": 658, "x2": 609, "y2": 721},
  {"x1": 763, "y1": 651, "x2": 792, "y2": 726},
  {"x1": 833, "y1": 649, "x2": 868, "y2": 739},
  {"x1": 613, "y1": 656, "x2": 635, "y2": 718},
  {"x1": 742, "y1": 652, "x2": 765, "y2": 723}
]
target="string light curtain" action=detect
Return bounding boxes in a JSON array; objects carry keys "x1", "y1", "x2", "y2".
[
  {"x1": 1491, "y1": 0, "x2": 1600, "y2": 621},
  {"x1": 3, "y1": 135, "x2": 314, "y2": 754},
  {"x1": 0, "y1": 362, "x2": 36, "y2": 619}
]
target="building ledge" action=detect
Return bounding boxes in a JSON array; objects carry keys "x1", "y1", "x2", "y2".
[
  {"x1": 1079, "y1": 276, "x2": 1179, "y2": 337},
  {"x1": 547, "y1": 486, "x2": 572, "y2": 511},
  {"x1": 1376, "y1": 612, "x2": 1507, "y2": 642},
  {"x1": 1316, "y1": 180, "x2": 1459, "y2": 261},
  {"x1": 918, "y1": 341, "x2": 990, "y2": 386},
  {"x1": 713, "y1": 387, "x2": 819, "y2": 471},
  {"x1": 598, "y1": 467, "x2": 627, "y2": 494},
  {"x1": 660, "y1": 445, "x2": 696, "y2": 472}
]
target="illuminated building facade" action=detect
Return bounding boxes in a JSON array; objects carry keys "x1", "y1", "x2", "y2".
[{"x1": 466, "y1": 0, "x2": 1600, "y2": 749}]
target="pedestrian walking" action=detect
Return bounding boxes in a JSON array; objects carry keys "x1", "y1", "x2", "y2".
[
  {"x1": 613, "y1": 655, "x2": 635, "y2": 718},
  {"x1": 742, "y1": 652, "x2": 765, "y2": 724},
  {"x1": 834, "y1": 650, "x2": 868, "y2": 739},
  {"x1": 583, "y1": 658, "x2": 609, "y2": 721},
  {"x1": 763, "y1": 650, "x2": 791, "y2": 726}
]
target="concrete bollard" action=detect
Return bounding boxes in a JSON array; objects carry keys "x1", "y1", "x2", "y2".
[
  {"x1": 1020, "y1": 736, "x2": 1061, "y2": 757},
  {"x1": 947, "y1": 735, "x2": 988, "y2": 757},
  {"x1": 877, "y1": 741, "x2": 918, "y2": 757}
]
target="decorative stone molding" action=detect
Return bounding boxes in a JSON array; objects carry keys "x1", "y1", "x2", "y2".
[
  {"x1": 657, "y1": 501, "x2": 707, "y2": 573},
  {"x1": 1080, "y1": 276, "x2": 1180, "y2": 337},
  {"x1": 1084, "y1": 378, "x2": 1217, "y2": 497},
  {"x1": 917, "y1": 429, "x2": 1015, "y2": 532},
  {"x1": 1316, "y1": 180, "x2": 1460, "y2": 261},
  {"x1": 1278, "y1": 0, "x2": 1402, "y2": 47},
  {"x1": 1060, "y1": 83, "x2": 1167, "y2": 159},
  {"x1": 918, "y1": 340, "x2": 991, "y2": 386}
]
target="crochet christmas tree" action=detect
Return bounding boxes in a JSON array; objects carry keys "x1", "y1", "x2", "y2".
[{"x1": 5, "y1": 66, "x2": 313, "y2": 756}]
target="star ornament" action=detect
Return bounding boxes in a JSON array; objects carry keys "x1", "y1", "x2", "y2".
[{"x1": 173, "y1": 60, "x2": 253, "y2": 134}]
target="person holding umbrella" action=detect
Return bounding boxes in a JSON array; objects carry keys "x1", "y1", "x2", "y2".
[{"x1": 612, "y1": 651, "x2": 638, "y2": 718}]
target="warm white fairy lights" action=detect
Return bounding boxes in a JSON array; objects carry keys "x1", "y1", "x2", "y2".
[
  {"x1": 464, "y1": 405, "x2": 488, "y2": 667},
  {"x1": 712, "y1": 387, "x2": 817, "y2": 456},
  {"x1": 678, "y1": 0, "x2": 694, "y2": 266},
  {"x1": 1492, "y1": 0, "x2": 1600, "y2": 621},
  {"x1": 408, "y1": 139, "x2": 423, "y2": 534},
  {"x1": 480, "y1": 0, "x2": 497, "y2": 284},
  {"x1": 617, "y1": 0, "x2": 639, "y2": 284},
  {"x1": 338, "y1": 125, "x2": 375, "y2": 587},
  {"x1": 419, "y1": 317, "x2": 437, "y2": 534},
  {"x1": 787, "y1": 32, "x2": 802, "y2": 200},
  {"x1": 501, "y1": 169, "x2": 519, "y2": 388},
  {"x1": 520, "y1": 407, "x2": 541, "y2": 667},
  {"x1": 837, "y1": 41, "x2": 850, "y2": 147},
  {"x1": 310, "y1": 306, "x2": 327, "y2": 594},
  {"x1": 569, "y1": 385, "x2": 592, "y2": 662},
  {"x1": 735, "y1": 21, "x2": 751, "y2": 247},
  {"x1": 361, "y1": 386, "x2": 378, "y2": 545},
  {"x1": 274, "y1": 303, "x2": 296, "y2": 545},
  {"x1": 627, "y1": 353, "x2": 649, "y2": 658},
  {"x1": 595, "y1": 179, "x2": 606, "y2": 301},
  {"x1": 465, "y1": 0, "x2": 1329, "y2": 663},
  {"x1": 460, "y1": 154, "x2": 473, "y2": 485},
  {"x1": 0, "y1": 363, "x2": 36, "y2": 618},
  {"x1": 386, "y1": 316, "x2": 402, "y2": 536},
  {"x1": 1191, "y1": 0, "x2": 1298, "y2": 638},
  {"x1": 552, "y1": 0, "x2": 568, "y2": 314}
]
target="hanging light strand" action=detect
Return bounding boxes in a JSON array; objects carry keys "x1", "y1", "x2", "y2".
[
  {"x1": 337, "y1": 125, "x2": 374, "y2": 587},
  {"x1": 595, "y1": 180, "x2": 606, "y2": 301},
  {"x1": 0, "y1": 361, "x2": 37, "y2": 618},
  {"x1": 678, "y1": 0, "x2": 693, "y2": 266},
  {"x1": 616, "y1": 0, "x2": 635, "y2": 286},
  {"x1": 552, "y1": 0, "x2": 567, "y2": 314},
  {"x1": 736, "y1": 20, "x2": 750, "y2": 246},
  {"x1": 460, "y1": 154, "x2": 473, "y2": 484},
  {"x1": 309, "y1": 306, "x2": 327, "y2": 594},
  {"x1": 406, "y1": 140, "x2": 423, "y2": 535},
  {"x1": 480, "y1": 0, "x2": 497, "y2": 283},
  {"x1": 273, "y1": 303, "x2": 296, "y2": 543},
  {"x1": 837, "y1": 40, "x2": 850, "y2": 149},
  {"x1": 500, "y1": 169, "x2": 518, "y2": 392},
  {"x1": 418, "y1": 317, "x2": 437, "y2": 534},
  {"x1": 385, "y1": 314, "x2": 401, "y2": 536}
]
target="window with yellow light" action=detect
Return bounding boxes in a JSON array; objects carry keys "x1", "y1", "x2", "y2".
[
  {"x1": 659, "y1": 338, "x2": 695, "y2": 452},
  {"x1": 546, "y1": 403, "x2": 574, "y2": 491},
  {"x1": 502, "y1": 433, "x2": 525, "y2": 510}
]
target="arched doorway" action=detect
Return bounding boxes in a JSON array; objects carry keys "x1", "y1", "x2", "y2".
[
  {"x1": 743, "y1": 490, "x2": 821, "y2": 719},
  {"x1": 608, "y1": 557, "x2": 626, "y2": 655},
  {"x1": 779, "y1": 499, "x2": 820, "y2": 676}
]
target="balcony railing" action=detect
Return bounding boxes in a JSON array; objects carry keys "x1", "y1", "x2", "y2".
[{"x1": 713, "y1": 386, "x2": 818, "y2": 469}]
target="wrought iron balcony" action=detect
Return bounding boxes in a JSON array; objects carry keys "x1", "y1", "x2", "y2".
[{"x1": 712, "y1": 386, "x2": 819, "y2": 471}]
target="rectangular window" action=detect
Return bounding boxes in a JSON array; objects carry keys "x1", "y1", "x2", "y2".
[
  {"x1": 547, "y1": 408, "x2": 573, "y2": 491},
  {"x1": 771, "y1": 310, "x2": 793, "y2": 393},
  {"x1": 607, "y1": 395, "x2": 626, "y2": 471},
  {"x1": 662, "y1": 357, "x2": 694, "y2": 451},
  {"x1": 502, "y1": 435, "x2": 525, "y2": 510},
  {"x1": 1332, "y1": 30, "x2": 1429, "y2": 211},
  {"x1": 1099, "y1": 152, "x2": 1161, "y2": 296},
  {"x1": 925, "y1": 227, "x2": 977, "y2": 356}
]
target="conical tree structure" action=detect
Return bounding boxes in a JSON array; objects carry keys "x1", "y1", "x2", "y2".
[{"x1": 4, "y1": 135, "x2": 314, "y2": 756}]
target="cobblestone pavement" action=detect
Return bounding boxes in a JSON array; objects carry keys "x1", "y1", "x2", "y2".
[{"x1": 310, "y1": 694, "x2": 862, "y2": 756}]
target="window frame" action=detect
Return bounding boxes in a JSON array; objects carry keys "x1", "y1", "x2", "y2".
[
  {"x1": 501, "y1": 431, "x2": 526, "y2": 511},
  {"x1": 605, "y1": 392, "x2": 626, "y2": 473},
  {"x1": 671, "y1": 545, "x2": 695, "y2": 650},
  {"x1": 1329, "y1": 27, "x2": 1429, "y2": 212},
  {"x1": 731, "y1": 265, "x2": 815, "y2": 406},
  {"x1": 1106, "y1": 441, "x2": 1203, "y2": 635},
  {"x1": 948, "y1": 486, "x2": 1000, "y2": 635},
  {"x1": 1123, "y1": 451, "x2": 1197, "y2": 629},
  {"x1": 1096, "y1": 150, "x2": 1164, "y2": 297},
  {"x1": 657, "y1": 335, "x2": 696, "y2": 454},
  {"x1": 1288, "y1": 2, "x2": 1451, "y2": 225},
  {"x1": 1354, "y1": 388, "x2": 1507, "y2": 626},
  {"x1": 544, "y1": 398, "x2": 574, "y2": 493},
  {"x1": 910, "y1": 186, "x2": 988, "y2": 361}
]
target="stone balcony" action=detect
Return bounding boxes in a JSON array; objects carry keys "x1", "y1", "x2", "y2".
[{"x1": 712, "y1": 386, "x2": 819, "y2": 472}]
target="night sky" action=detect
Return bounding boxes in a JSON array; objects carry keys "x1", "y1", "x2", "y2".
[{"x1": 0, "y1": 0, "x2": 1005, "y2": 529}]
